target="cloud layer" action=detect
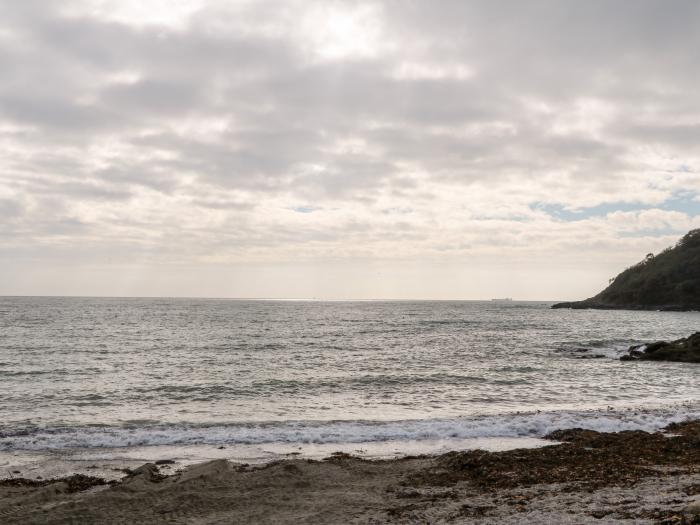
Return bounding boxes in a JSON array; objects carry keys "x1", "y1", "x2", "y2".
[{"x1": 2, "y1": 0, "x2": 699, "y2": 298}]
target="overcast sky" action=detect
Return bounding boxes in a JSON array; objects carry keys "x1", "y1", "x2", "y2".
[{"x1": 1, "y1": 0, "x2": 699, "y2": 299}]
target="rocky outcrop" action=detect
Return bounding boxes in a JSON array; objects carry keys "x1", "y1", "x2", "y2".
[
  {"x1": 553, "y1": 229, "x2": 700, "y2": 311},
  {"x1": 620, "y1": 332, "x2": 700, "y2": 363}
]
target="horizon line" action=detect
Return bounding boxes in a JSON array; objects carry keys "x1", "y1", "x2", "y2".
[{"x1": 0, "y1": 294, "x2": 561, "y2": 302}]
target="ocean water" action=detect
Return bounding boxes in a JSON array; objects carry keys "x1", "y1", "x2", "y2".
[{"x1": 1, "y1": 297, "x2": 699, "y2": 459}]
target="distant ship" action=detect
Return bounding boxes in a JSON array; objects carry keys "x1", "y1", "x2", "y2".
[{"x1": 491, "y1": 298, "x2": 513, "y2": 302}]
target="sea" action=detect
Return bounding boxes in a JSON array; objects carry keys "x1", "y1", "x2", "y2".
[{"x1": 1, "y1": 297, "x2": 699, "y2": 474}]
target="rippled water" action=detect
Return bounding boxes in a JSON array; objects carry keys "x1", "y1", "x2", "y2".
[{"x1": 1, "y1": 297, "x2": 698, "y2": 451}]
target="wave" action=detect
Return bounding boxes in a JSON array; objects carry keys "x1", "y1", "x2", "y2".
[
  {"x1": 553, "y1": 338, "x2": 635, "y2": 359},
  {"x1": 2, "y1": 402, "x2": 698, "y2": 452}
]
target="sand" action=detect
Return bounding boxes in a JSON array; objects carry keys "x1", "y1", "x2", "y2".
[{"x1": 1, "y1": 421, "x2": 699, "y2": 524}]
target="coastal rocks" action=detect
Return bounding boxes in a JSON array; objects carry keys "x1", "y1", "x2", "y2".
[
  {"x1": 423, "y1": 420, "x2": 700, "y2": 492},
  {"x1": 620, "y1": 332, "x2": 700, "y2": 363},
  {"x1": 174, "y1": 459, "x2": 234, "y2": 484},
  {"x1": 120, "y1": 463, "x2": 166, "y2": 489},
  {"x1": 685, "y1": 499, "x2": 700, "y2": 515},
  {"x1": 554, "y1": 347, "x2": 607, "y2": 359},
  {"x1": 126, "y1": 463, "x2": 162, "y2": 482}
]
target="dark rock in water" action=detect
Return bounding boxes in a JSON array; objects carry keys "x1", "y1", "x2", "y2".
[
  {"x1": 155, "y1": 459, "x2": 176, "y2": 465},
  {"x1": 552, "y1": 229, "x2": 700, "y2": 312},
  {"x1": 620, "y1": 332, "x2": 700, "y2": 363}
]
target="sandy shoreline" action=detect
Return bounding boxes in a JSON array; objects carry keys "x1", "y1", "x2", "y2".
[{"x1": 1, "y1": 421, "x2": 699, "y2": 524}]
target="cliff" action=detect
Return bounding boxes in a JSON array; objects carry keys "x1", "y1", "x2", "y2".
[{"x1": 552, "y1": 229, "x2": 700, "y2": 311}]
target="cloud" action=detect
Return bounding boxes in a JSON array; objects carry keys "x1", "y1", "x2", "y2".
[{"x1": 1, "y1": 0, "x2": 700, "y2": 297}]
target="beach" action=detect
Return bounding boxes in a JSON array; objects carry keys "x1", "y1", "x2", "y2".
[
  {"x1": 2, "y1": 420, "x2": 699, "y2": 524},
  {"x1": 4, "y1": 0, "x2": 700, "y2": 520},
  {"x1": 2, "y1": 298, "x2": 699, "y2": 523}
]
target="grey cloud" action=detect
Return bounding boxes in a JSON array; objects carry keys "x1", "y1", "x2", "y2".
[
  {"x1": 0, "y1": 198, "x2": 24, "y2": 222},
  {"x1": 386, "y1": 1, "x2": 700, "y2": 77},
  {"x1": 102, "y1": 79, "x2": 205, "y2": 115},
  {"x1": 614, "y1": 123, "x2": 700, "y2": 149},
  {"x1": 94, "y1": 165, "x2": 184, "y2": 194},
  {"x1": 236, "y1": 61, "x2": 498, "y2": 128},
  {"x1": 191, "y1": 198, "x2": 255, "y2": 211},
  {"x1": 49, "y1": 182, "x2": 132, "y2": 201},
  {"x1": 0, "y1": 94, "x2": 119, "y2": 130},
  {"x1": 291, "y1": 155, "x2": 398, "y2": 200},
  {"x1": 1, "y1": 0, "x2": 700, "y2": 272},
  {"x1": 130, "y1": 132, "x2": 317, "y2": 191}
]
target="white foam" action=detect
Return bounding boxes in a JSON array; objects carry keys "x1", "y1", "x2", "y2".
[{"x1": 2, "y1": 402, "x2": 698, "y2": 452}]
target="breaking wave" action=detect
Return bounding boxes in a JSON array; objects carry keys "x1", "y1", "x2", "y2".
[{"x1": 2, "y1": 402, "x2": 698, "y2": 451}]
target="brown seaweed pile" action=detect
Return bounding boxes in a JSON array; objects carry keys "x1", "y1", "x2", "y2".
[
  {"x1": 408, "y1": 420, "x2": 700, "y2": 490},
  {"x1": 0, "y1": 474, "x2": 111, "y2": 493}
]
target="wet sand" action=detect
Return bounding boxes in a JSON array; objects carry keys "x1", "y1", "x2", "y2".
[{"x1": 1, "y1": 420, "x2": 699, "y2": 524}]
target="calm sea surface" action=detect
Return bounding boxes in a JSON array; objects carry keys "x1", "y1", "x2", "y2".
[{"x1": 1, "y1": 297, "x2": 699, "y2": 453}]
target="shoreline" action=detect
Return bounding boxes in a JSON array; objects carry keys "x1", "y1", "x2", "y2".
[
  {"x1": 0, "y1": 436, "x2": 555, "y2": 483},
  {"x1": 2, "y1": 420, "x2": 699, "y2": 524},
  {"x1": 551, "y1": 301, "x2": 700, "y2": 311}
]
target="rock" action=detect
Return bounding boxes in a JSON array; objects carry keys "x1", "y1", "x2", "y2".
[
  {"x1": 175, "y1": 459, "x2": 233, "y2": 484},
  {"x1": 130, "y1": 463, "x2": 161, "y2": 480},
  {"x1": 684, "y1": 499, "x2": 700, "y2": 515},
  {"x1": 120, "y1": 463, "x2": 165, "y2": 488},
  {"x1": 155, "y1": 459, "x2": 175, "y2": 465},
  {"x1": 620, "y1": 332, "x2": 700, "y2": 363},
  {"x1": 644, "y1": 341, "x2": 669, "y2": 353},
  {"x1": 63, "y1": 474, "x2": 109, "y2": 493}
]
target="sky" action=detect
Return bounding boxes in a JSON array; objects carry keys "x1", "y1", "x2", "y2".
[{"x1": 1, "y1": 0, "x2": 700, "y2": 300}]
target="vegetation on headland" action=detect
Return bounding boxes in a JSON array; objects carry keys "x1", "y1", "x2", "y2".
[{"x1": 553, "y1": 229, "x2": 700, "y2": 311}]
